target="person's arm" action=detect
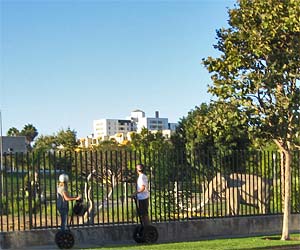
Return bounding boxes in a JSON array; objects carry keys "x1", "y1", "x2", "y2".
[
  {"x1": 138, "y1": 185, "x2": 146, "y2": 193},
  {"x1": 132, "y1": 184, "x2": 146, "y2": 197},
  {"x1": 62, "y1": 191, "x2": 80, "y2": 201}
]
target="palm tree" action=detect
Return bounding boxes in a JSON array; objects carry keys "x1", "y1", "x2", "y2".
[
  {"x1": 7, "y1": 127, "x2": 20, "y2": 136},
  {"x1": 21, "y1": 124, "x2": 38, "y2": 150}
]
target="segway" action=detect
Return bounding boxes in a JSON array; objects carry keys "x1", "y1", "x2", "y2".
[
  {"x1": 55, "y1": 230, "x2": 75, "y2": 249},
  {"x1": 132, "y1": 196, "x2": 158, "y2": 244},
  {"x1": 55, "y1": 199, "x2": 87, "y2": 249}
]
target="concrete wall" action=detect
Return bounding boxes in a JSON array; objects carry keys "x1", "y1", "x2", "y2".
[{"x1": 1, "y1": 214, "x2": 299, "y2": 249}]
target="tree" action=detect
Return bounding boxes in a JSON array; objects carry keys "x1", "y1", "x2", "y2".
[
  {"x1": 173, "y1": 103, "x2": 252, "y2": 153},
  {"x1": 6, "y1": 124, "x2": 38, "y2": 150},
  {"x1": 130, "y1": 128, "x2": 171, "y2": 152},
  {"x1": 33, "y1": 135, "x2": 57, "y2": 153},
  {"x1": 56, "y1": 128, "x2": 78, "y2": 151},
  {"x1": 172, "y1": 103, "x2": 253, "y2": 175},
  {"x1": 7, "y1": 127, "x2": 20, "y2": 136},
  {"x1": 21, "y1": 124, "x2": 38, "y2": 150},
  {"x1": 203, "y1": 0, "x2": 300, "y2": 240}
]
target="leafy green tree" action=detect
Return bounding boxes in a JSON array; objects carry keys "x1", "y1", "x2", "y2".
[
  {"x1": 130, "y1": 128, "x2": 171, "y2": 152},
  {"x1": 172, "y1": 104, "x2": 215, "y2": 152},
  {"x1": 172, "y1": 102, "x2": 253, "y2": 177},
  {"x1": 204, "y1": 101, "x2": 253, "y2": 152},
  {"x1": 203, "y1": 0, "x2": 300, "y2": 240},
  {"x1": 91, "y1": 139, "x2": 122, "y2": 151},
  {"x1": 33, "y1": 135, "x2": 57, "y2": 153},
  {"x1": 33, "y1": 128, "x2": 78, "y2": 153},
  {"x1": 6, "y1": 127, "x2": 20, "y2": 136},
  {"x1": 170, "y1": 118, "x2": 187, "y2": 152},
  {"x1": 172, "y1": 103, "x2": 252, "y2": 153},
  {"x1": 56, "y1": 127, "x2": 78, "y2": 151}
]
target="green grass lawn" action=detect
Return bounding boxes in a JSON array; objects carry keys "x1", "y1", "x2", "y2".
[{"x1": 83, "y1": 234, "x2": 300, "y2": 250}]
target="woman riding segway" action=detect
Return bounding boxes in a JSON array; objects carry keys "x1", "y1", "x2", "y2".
[{"x1": 55, "y1": 173, "x2": 81, "y2": 249}]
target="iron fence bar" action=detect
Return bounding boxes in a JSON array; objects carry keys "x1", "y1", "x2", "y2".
[
  {"x1": 272, "y1": 151, "x2": 278, "y2": 213},
  {"x1": 115, "y1": 151, "x2": 119, "y2": 224},
  {"x1": 130, "y1": 150, "x2": 135, "y2": 224},
  {"x1": 176, "y1": 150, "x2": 180, "y2": 221},
  {"x1": 187, "y1": 151, "x2": 192, "y2": 219},
  {"x1": 148, "y1": 149, "x2": 152, "y2": 221},
  {"x1": 184, "y1": 150, "x2": 188, "y2": 220},
  {"x1": 89, "y1": 150, "x2": 94, "y2": 225},
  {"x1": 167, "y1": 150, "x2": 171, "y2": 221},
  {"x1": 95, "y1": 150, "x2": 100, "y2": 225},
  {"x1": 31, "y1": 154, "x2": 36, "y2": 229},
  {"x1": 37, "y1": 154, "x2": 42, "y2": 228},
  {"x1": 104, "y1": 151, "x2": 109, "y2": 224},
  {"x1": 252, "y1": 151, "x2": 256, "y2": 215},
  {"x1": 173, "y1": 150, "x2": 177, "y2": 221},
  {"x1": 292, "y1": 151, "x2": 299, "y2": 214},
  {"x1": 53, "y1": 151, "x2": 59, "y2": 228},
  {"x1": 48, "y1": 151, "x2": 54, "y2": 228},
  {"x1": 4, "y1": 154, "x2": 8, "y2": 231},
  {"x1": 74, "y1": 151, "x2": 79, "y2": 226},
  {"x1": 15, "y1": 153, "x2": 20, "y2": 230},
  {"x1": 110, "y1": 150, "x2": 115, "y2": 225},
  {"x1": 220, "y1": 150, "x2": 225, "y2": 217},
  {"x1": 161, "y1": 149, "x2": 166, "y2": 222},
  {"x1": 255, "y1": 151, "x2": 259, "y2": 215},
  {"x1": 153, "y1": 150, "x2": 158, "y2": 223},
  {"x1": 192, "y1": 149, "x2": 197, "y2": 218},
  {"x1": 9, "y1": 153, "x2": 15, "y2": 231},
  {"x1": 41, "y1": 153, "x2": 46, "y2": 228},
  {"x1": 20, "y1": 153, "x2": 26, "y2": 231},
  {"x1": 124, "y1": 150, "x2": 129, "y2": 224},
  {"x1": 79, "y1": 151, "x2": 84, "y2": 225},
  {"x1": 100, "y1": 150, "x2": 104, "y2": 225},
  {"x1": 158, "y1": 150, "x2": 163, "y2": 222},
  {"x1": 119, "y1": 150, "x2": 124, "y2": 224}
]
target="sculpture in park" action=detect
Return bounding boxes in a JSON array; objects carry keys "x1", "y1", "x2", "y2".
[{"x1": 199, "y1": 172, "x2": 271, "y2": 215}]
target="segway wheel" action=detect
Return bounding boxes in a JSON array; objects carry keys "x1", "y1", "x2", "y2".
[
  {"x1": 133, "y1": 225, "x2": 145, "y2": 243},
  {"x1": 143, "y1": 225, "x2": 158, "y2": 243},
  {"x1": 55, "y1": 230, "x2": 75, "y2": 249}
]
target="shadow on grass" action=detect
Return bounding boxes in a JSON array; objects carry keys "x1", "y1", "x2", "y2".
[
  {"x1": 250, "y1": 245, "x2": 300, "y2": 250},
  {"x1": 247, "y1": 236, "x2": 300, "y2": 250}
]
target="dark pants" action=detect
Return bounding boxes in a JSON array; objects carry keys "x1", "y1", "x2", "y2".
[
  {"x1": 138, "y1": 198, "x2": 149, "y2": 215},
  {"x1": 138, "y1": 198, "x2": 149, "y2": 225}
]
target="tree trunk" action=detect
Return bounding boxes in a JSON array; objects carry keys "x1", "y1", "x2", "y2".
[{"x1": 281, "y1": 150, "x2": 291, "y2": 240}]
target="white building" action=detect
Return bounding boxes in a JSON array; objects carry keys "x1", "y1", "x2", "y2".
[
  {"x1": 168, "y1": 122, "x2": 178, "y2": 131},
  {"x1": 135, "y1": 111, "x2": 169, "y2": 133},
  {"x1": 78, "y1": 135, "x2": 98, "y2": 148},
  {"x1": 93, "y1": 119, "x2": 133, "y2": 140},
  {"x1": 78, "y1": 110, "x2": 178, "y2": 148}
]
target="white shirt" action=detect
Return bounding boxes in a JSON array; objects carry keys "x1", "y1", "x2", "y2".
[{"x1": 137, "y1": 173, "x2": 149, "y2": 200}]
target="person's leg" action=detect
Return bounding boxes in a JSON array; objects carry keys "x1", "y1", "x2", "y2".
[
  {"x1": 138, "y1": 199, "x2": 150, "y2": 226},
  {"x1": 60, "y1": 208, "x2": 68, "y2": 231}
]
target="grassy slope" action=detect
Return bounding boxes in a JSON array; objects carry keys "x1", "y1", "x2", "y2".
[{"x1": 84, "y1": 234, "x2": 300, "y2": 250}]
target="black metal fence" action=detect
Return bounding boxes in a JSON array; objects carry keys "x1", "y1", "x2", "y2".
[{"x1": 0, "y1": 149, "x2": 299, "y2": 232}]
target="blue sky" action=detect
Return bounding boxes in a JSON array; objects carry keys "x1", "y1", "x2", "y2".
[{"x1": 1, "y1": 0, "x2": 235, "y2": 138}]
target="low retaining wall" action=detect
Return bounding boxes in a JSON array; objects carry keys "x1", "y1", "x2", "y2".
[{"x1": 1, "y1": 214, "x2": 299, "y2": 249}]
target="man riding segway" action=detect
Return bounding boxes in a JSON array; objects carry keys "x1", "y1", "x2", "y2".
[{"x1": 131, "y1": 164, "x2": 158, "y2": 243}]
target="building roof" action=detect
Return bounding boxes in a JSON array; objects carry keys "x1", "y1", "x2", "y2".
[{"x1": 132, "y1": 109, "x2": 144, "y2": 112}]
